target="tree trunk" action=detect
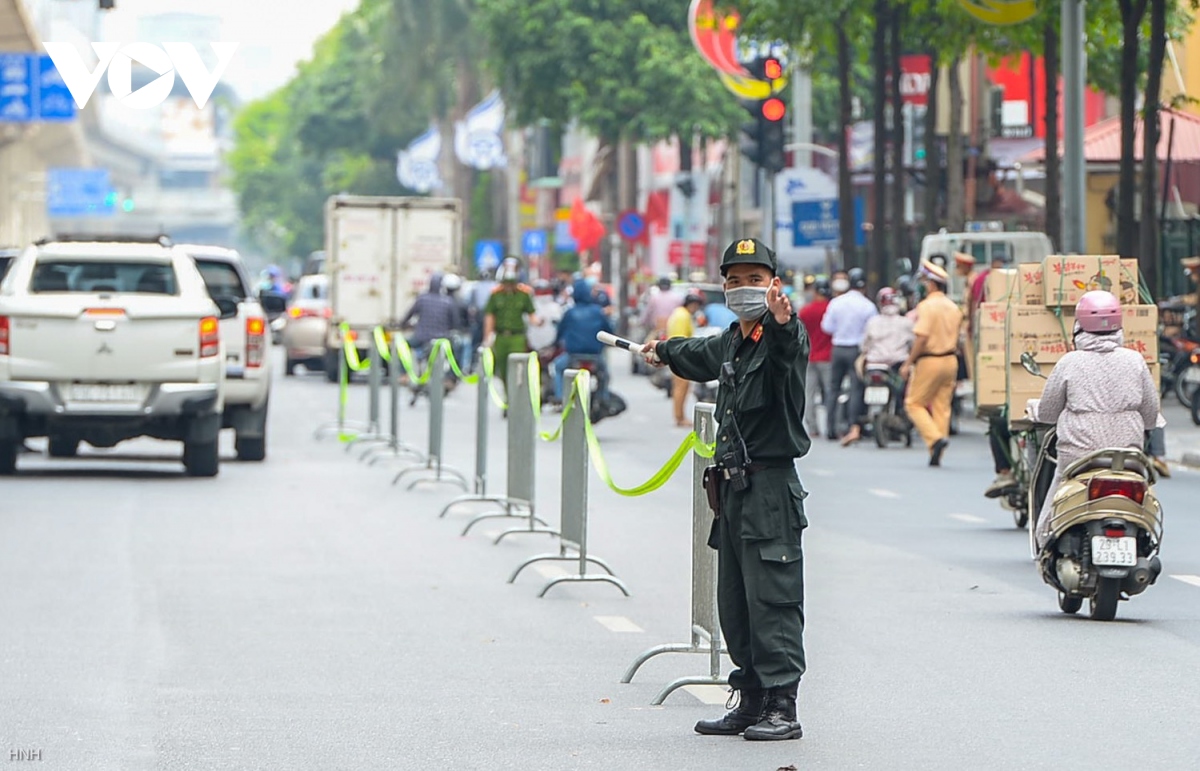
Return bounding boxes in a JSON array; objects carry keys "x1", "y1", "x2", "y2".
[
  {"x1": 1118, "y1": 0, "x2": 1149, "y2": 257},
  {"x1": 889, "y1": 3, "x2": 906, "y2": 277},
  {"x1": 1044, "y1": 20, "x2": 1062, "y2": 252},
  {"x1": 837, "y1": 21, "x2": 857, "y2": 267},
  {"x1": 870, "y1": 0, "x2": 889, "y2": 289},
  {"x1": 923, "y1": 58, "x2": 941, "y2": 233},
  {"x1": 947, "y1": 57, "x2": 966, "y2": 231},
  {"x1": 1140, "y1": 0, "x2": 1167, "y2": 298}
]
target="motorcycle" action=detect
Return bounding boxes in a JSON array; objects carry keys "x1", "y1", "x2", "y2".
[
  {"x1": 406, "y1": 337, "x2": 460, "y2": 406},
  {"x1": 1020, "y1": 355, "x2": 1164, "y2": 621},
  {"x1": 863, "y1": 364, "x2": 913, "y2": 448},
  {"x1": 1158, "y1": 304, "x2": 1199, "y2": 407},
  {"x1": 538, "y1": 343, "x2": 626, "y2": 424}
]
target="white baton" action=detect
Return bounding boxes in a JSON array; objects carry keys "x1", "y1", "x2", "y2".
[{"x1": 597, "y1": 331, "x2": 660, "y2": 363}]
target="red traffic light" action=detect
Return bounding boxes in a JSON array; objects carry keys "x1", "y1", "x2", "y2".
[
  {"x1": 761, "y1": 98, "x2": 786, "y2": 122},
  {"x1": 763, "y1": 57, "x2": 783, "y2": 81}
]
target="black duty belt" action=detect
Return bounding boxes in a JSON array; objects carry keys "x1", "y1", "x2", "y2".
[
  {"x1": 718, "y1": 458, "x2": 794, "y2": 475},
  {"x1": 496, "y1": 330, "x2": 526, "y2": 335}
]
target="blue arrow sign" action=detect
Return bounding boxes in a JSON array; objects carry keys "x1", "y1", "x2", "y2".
[
  {"x1": 617, "y1": 211, "x2": 645, "y2": 242},
  {"x1": 36, "y1": 55, "x2": 76, "y2": 122},
  {"x1": 522, "y1": 229, "x2": 546, "y2": 256},
  {"x1": 474, "y1": 239, "x2": 504, "y2": 273}
]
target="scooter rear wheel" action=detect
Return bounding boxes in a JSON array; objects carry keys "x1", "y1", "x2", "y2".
[{"x1": 1089, "y1": 577, "x2": 1121, "y2": 621}]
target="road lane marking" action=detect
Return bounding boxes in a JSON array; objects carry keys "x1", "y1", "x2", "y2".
[
  {"x1": 534, "y1": 564, "x2": 570, "y2": 579},
  {"x1": 683, "y1": 685, "x2": 730, "y2": 705},
  {"x1": 869, "y1": 488, "x2": 901, "y2": 499},
  {"x1": 1170, "y1": 574, "x2": 1200, "y2": 589},
  {"x1": 594, "y1": 616, "x2": 643, "y2": 633},
  {"x1": 949, "y1": 513, "x2": 987, "y2": 524}
]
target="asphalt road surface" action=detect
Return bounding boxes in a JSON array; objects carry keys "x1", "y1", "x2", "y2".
[{"x1": 3, "y1": 353, "x2": 1199, "y2": 770}]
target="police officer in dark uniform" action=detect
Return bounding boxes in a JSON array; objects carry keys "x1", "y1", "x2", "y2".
[{"x1": 644, "y1": 237, "x2": 809, "y2": 741}]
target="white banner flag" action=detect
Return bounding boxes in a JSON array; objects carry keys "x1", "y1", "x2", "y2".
[
  {"x1": 454, "y1": 90, "x2": 507, "y2": 170},
  {"x1": 397, "y1": 125, "x2": 443, "y2": 193}
]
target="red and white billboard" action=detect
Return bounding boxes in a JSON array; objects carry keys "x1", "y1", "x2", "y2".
[{"x1": 899, "y1": 54, "x2": 933, "y2": 106}]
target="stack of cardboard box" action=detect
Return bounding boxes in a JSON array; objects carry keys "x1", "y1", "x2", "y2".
[{"x1": 973, "y1": 256, "x2": 1159, "y2": 422}]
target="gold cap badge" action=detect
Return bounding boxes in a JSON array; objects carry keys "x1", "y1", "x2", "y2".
[{"x1": 736, "y1": 239, "x2": 756, "y2": 255}]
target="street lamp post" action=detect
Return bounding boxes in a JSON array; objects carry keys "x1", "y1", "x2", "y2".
[{"x1": 1062, "y1": 0, "x2": 1087, "y2": 254}]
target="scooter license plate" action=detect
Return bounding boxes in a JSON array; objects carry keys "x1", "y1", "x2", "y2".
[
  {"x1": 1091, "y1": 536, "x2": 1137, "y2": 567},
  {"x1": 864, "y1": 386, "x2": 890, "y2": 406}
]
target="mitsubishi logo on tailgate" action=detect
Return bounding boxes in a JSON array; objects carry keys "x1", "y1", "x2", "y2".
[{"x1": 97, "y1": 342, "x2": 113, "y2": 355}]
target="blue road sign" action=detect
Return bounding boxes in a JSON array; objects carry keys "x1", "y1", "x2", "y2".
[
  {"x1": 792, "y1": 198, "x2": 866, "y2": 248},
  {"x1": 36, "y1": 55, "x2": 76, "y2": 122},
  {"x1": 522, "y1": 229, "x2": 546, "y2": 256},
  {"x1": 0, "y1": 54, "x2": 76, "y2": 123},
  {"x1": 0, "y1": 54, "x2": 34, "y2": 123},
  {"x1": 474, "y1": 239, "x2": 504, "y2": 273},
  {"x1": 47, "y1": 168, "x2": 115, "y2": 218},
  {"x1": 554, "y1": 219, "x2": 577, "y2": 253},
  {"x1": 617, "y1": 211, "x2": 645, "y2": 242}
]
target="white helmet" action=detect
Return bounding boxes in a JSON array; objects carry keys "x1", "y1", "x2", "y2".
[{"x1": 442, "y1": 273, "x2": 462, "y2": 293}]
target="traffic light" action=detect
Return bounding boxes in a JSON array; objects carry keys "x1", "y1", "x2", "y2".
[{"x1": 738, "y1": 56, "x2": 788, "y2": 175}]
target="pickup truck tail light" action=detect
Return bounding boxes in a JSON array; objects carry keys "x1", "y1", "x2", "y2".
[
  {"x1": 199, "y1": 316, "x2": 220, "y2": 358},
  {"x1": 0, "y1": 316, "x2": 9, "y2": 355},
  {"x1": 246, "y1": 316, "x2": 266, "y2": 368}
]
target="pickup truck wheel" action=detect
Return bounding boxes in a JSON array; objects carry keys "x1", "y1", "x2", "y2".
[
  {"x1": 47, "y1": 436, "x2": 79, "y2": 458},
  {"x1": 235, "y1": 435, "x2": 266, "y2": 462},
  {"x1": 183, "y1": 440, "x2": 219, "y2": 477},
  {"x1": 324, "y1": 349, "x2": 340, "y2": 383},
  {"x1": 285, "y1": 358, "x2": 297, "y2": 376},
  {"x1": 0, "y1": 442, "x2": 17, "y2": 475}
]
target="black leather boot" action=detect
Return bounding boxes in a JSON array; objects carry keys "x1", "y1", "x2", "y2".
[
  {"x1": 743, "y1": 687, "x2": 803, "y2": 741},
  {"x1": 693, "y1": 688, "x2": 767, "y2": 735}
]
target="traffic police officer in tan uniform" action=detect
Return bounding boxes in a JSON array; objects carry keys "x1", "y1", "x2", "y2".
[
  {"x1": 901, "y1": 259, "x2": 964, "y2": 466},
  {"x1": 644, "y1": 237, "x2": 809, "y2": 741}
]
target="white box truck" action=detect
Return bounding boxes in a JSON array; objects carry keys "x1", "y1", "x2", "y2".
[{"x1": 321, "y1": 195, "x2": 463, "y2": 378}]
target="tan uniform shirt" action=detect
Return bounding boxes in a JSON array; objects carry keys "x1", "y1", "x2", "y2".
[{"x1": 913, "y1": 290, "x2": 964, "y2": 357}]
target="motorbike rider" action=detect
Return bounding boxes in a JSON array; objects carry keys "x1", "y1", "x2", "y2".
[
  {"x1": 440, "y1": 273, "x2": 472, "y2": 373},
  {"x1": 552, "y1": 278, "x2": 614, "y2": 406},
  {"x1": 1027, "y1": 290, "x2": 1161, "y2": 549},
  {"x1": 400, "y1": 272, "x2": 467, "y2": 366},
  {"x1": 861, "y1": 288, "x2": 914, "y2": 370},
  {"x1": 798, "y1": 277, "x2": 833, "y2": 439}
]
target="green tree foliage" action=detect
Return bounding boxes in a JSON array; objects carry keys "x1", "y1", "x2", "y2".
[{"x1": 475, "y1": 0, "x2": 744, "y2": 144}]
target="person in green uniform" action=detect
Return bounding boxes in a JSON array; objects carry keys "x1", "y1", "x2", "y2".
[
  {"x1": 644, "y1": 237, "x2": 809, "y2": 742},
  {"x1": 483, "y1": 257, "x2": 542, "y2": 396}
]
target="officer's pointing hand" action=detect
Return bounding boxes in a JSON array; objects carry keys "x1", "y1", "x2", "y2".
[{"x1": 767, "y1": 283, "x2": 792, "y2": 324}]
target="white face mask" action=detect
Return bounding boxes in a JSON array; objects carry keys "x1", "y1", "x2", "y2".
[
  {"x1": 725, "y1": 286, "x2": 769, "y2": 321},
  {"x1": 832, "y1": 278, "x2": 850, "y2": 294}
]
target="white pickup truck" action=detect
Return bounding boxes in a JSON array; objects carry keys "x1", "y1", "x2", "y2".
[
  {"x1": 0, "y1": 236, "x2": 230, "y2": 476},
  {"x1": 178, "y1": 244, "x2": 282, "y2": 461}
]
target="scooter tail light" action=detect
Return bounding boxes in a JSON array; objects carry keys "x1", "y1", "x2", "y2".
[
  {"x1": 1104, "y1": 528, "x2": 1127, "y2": 538},
  {"x1": 0, "y1": 315, "x2": 9, "y2": 355},
  {"x1": 1087, "y1": 478, "x2": 1146, "y2": 505}
]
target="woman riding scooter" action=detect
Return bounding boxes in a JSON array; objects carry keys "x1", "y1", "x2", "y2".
[{"x1": 1027, "y1": 290, "x2": 1161, "y2": 549}]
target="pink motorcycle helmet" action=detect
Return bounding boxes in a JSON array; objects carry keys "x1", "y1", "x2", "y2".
[{"x1": 1075, "y1": 290, "x2": 1122, "y2": 333}]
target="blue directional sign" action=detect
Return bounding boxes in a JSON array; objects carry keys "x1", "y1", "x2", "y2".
[
  {"x1": 0, "y1": 54, "x2": 34, "y2": 123},
  {"x1": 474, "y1": 239, "x2": 504, "y2": 274},
  {"x1": 792, "y1": 198, "x2": 866, "y2": 248},
  {"x1": 522, "y1": 229, "x2": 547, "y2": 257},
  {"x1": 617, "y1": 210, "x2": 645, "y2": 242},
  {"x1": 47, "y1": 168, "x2": 115, "y2": 218},
  {"x1": 36, "y1": 55, "x2": 77, "y2": 122},
  {"x1": 554, "y1": 219, "x2": 577, "y2": 253},
  {"x1": 0, "y1": 54, "x2": 76, "y2": 123}
]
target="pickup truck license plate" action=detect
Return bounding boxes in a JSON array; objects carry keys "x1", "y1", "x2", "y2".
[
  {"x1": 864, "y1": 386, "x2": 890, "y2": 406},
  {"x1": 67, "y1": 383, "x2": 147, "y2": 403},
  {"x1": 1091, "y1": 536, "x2": 1137, "y2": 567}
]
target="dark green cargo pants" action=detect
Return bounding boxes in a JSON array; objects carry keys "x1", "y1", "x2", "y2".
[{"x1": 717, "y1": 466, "x2": 807, "y2": 691}]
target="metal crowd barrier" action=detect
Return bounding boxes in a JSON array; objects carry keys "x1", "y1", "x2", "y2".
[
  {"x1": 459, "y1": 353, "x2": 557, "y2": 542},
  {"x1": 361, "y1": 335, "x2": 425, "y2": 464},
  {"x1": 507, "y1": 369, "x2": 629, "y2": 598},
  {"x1": 621, "y1": 402, "x2": 727, "y2": 703},
  {"x1": 341, "y1": 337, "x2": 391, "y2": 452},
  {"x1": 312, "y1": 343, "x2": 370, "y2": 439},
  {"x1": 391, "y1": 342, "x2": 468, "y2": 491}
]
